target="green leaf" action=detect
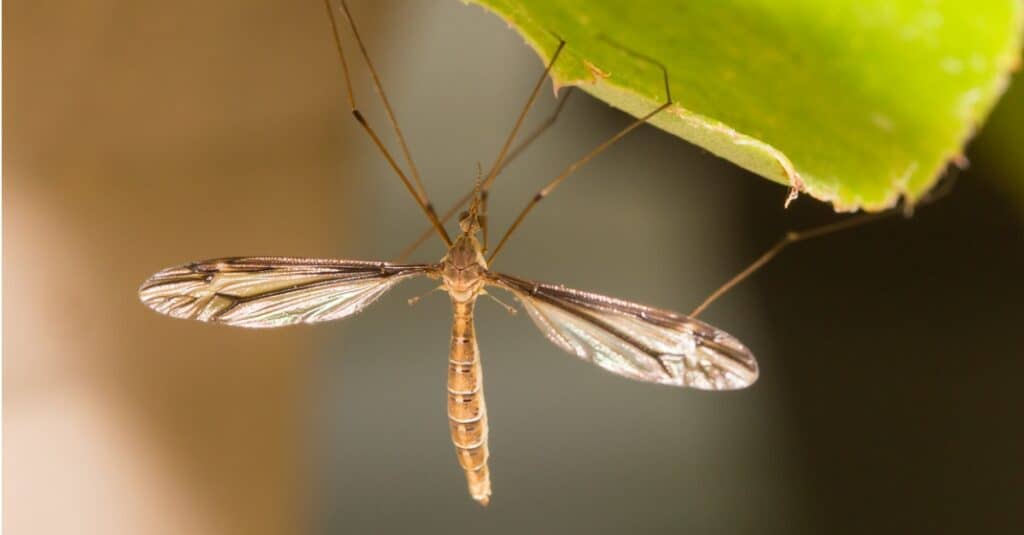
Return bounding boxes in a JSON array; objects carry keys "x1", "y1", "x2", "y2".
[{"x1": 464, "y1": 0, "x2": 1023, "y2": 211}]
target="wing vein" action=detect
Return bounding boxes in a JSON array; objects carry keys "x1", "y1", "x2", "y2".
[
  {"x1": 139, "y1": 257, "x2": 437, "y2": 328},
  {"x1": 487, "y1": 272, "x2": 758, "y2": 390}
]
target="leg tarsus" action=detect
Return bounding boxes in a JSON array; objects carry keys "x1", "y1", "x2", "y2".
[{"x1": 690, "y1": 212, "x2": 890, "y2": 318}]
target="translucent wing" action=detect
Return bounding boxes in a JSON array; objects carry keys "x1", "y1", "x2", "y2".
[
  {"x1": 489, "y1": 273, "x2": 758, "y2": 390},
  {"x1": 139, "y1": 257, "x2": 435, "y2": 328}
]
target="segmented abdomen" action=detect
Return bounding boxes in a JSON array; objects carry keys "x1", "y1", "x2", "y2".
[{"x1": 448, "y1": 299, "x2": 491, "y2": 505}]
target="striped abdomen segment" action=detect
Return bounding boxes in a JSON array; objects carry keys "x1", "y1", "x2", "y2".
[{"x1": 448, "y1": 299, "x2": 491, "y2": 505}]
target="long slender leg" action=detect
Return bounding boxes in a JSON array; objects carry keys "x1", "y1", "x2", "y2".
[
  {"x1": 337, "y1": 0, "x2": 429, "y2": 201},
  {"x1": 483, "y1": 40, "x2": 566, "y2": 191},
  {"x1": 688, "y1": 175, "x2": 958, "y2": 317},
  {"x1": 322, "y1": 0, "x2": 451, "y2": 246},
  {"x1": 490, "y1": 87, "x2": 575, "y2": 189},
  {"x1": 394, "y1": 84, "x2": 576, "y2": 262},
  {"x1": 689, "y1": 214, "x2": 886, "y2": 317},
  {"x1": 487, "y1": 72, "x2": 673, "y2": 263}
]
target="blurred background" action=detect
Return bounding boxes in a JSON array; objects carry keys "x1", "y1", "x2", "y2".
[{"x1": 4, "y1": 1, "x2": 1022, "y2": 534}]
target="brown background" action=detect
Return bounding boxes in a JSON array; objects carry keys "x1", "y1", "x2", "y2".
[{"x1": 5, "y1": 1, "x2": 1023, "y2": 534}]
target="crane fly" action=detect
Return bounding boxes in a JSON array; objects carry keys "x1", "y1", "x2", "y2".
[
  {"x1": 138, "y1": 197, "x2": 759, "y2": 506},
  {"x1": 140, "y1": 0, "x2": 897, "y2": 506}
]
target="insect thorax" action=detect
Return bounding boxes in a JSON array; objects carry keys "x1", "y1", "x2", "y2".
[{"x1": 441, "y1": 231, "x2": 487, "y2": 302}]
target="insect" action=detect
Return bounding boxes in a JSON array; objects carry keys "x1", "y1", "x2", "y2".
[{"x1": 139, "y1": 0, "x2": 892, "y2": 505}]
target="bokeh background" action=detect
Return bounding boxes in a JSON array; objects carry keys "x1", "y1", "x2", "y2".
[{"x1": 4, "y1": 1, "x2": 1022, "y2": 534}]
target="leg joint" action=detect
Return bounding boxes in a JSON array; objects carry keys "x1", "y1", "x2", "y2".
[{"x1": 351, "y1": 109, "x2": 367, "y2": 125}]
